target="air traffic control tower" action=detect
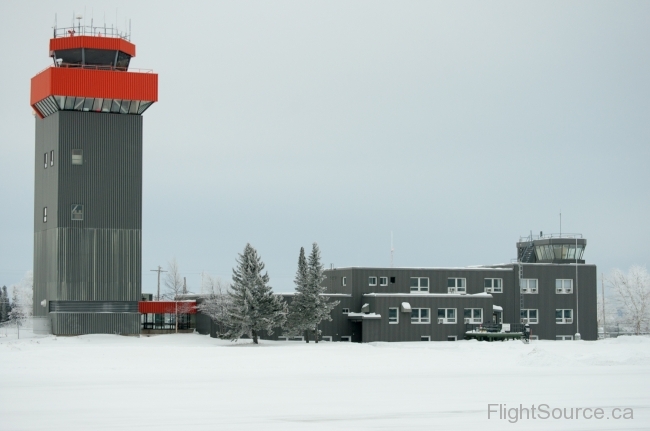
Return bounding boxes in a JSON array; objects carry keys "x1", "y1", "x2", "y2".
[{"x1": 30, "y1": 23, "x2": 158, "y2": 335}]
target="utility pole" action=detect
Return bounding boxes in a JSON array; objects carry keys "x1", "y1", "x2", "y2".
[{"x1": 150, "y1": 266, "x2": 167, "y2": 300}]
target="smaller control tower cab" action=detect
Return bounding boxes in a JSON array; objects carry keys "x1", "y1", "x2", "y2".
[{"x1": 517, "y1": 232, "x2": 586, "y2": 264}]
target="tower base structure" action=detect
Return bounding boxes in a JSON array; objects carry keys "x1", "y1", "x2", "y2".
[{"x1": 32, "y1": 111, "x2": 148, "y2": 336}]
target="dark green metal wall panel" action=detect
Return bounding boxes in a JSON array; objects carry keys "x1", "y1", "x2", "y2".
[
  {"x1": 51, "y1": 312, "x2": 140, "y2": 335},
  {"x1": 33, "y1": 111, "x2": 143, "y2": 335}
]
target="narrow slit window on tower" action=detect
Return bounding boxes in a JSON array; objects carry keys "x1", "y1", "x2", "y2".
[
  {"x1": 71, "y1": 204, "x2": 84, "y2": 221},
  {"x1": 50, "y1": 150, "x2": 54, "y2": 166},
  {"x1": 43, "y1": 207, "x2": 47, "y2": 223},
  {"x1": 72, "y1": 149, "x2": 83, "y2": 165},
  {"x1": 44, "y1": 152, "x2": 48, "y2": 168}
]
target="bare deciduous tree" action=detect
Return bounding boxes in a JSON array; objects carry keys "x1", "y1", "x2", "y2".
[
  {"x1": 164, "y1": 258, "x2": 187, "y2": 333},
  {"x1": 607, "y1": 266, "x2": 650, "y2": 335},
  {"x1": 164, "y1": 258, "x2": 184, "y2": 300}
]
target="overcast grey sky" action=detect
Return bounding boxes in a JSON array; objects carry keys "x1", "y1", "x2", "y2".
[{"x1": 1, "y1": 1, "x2": 649, "y2": 293}]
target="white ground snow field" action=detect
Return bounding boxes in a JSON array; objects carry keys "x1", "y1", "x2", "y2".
[{"x1": 1, "y1": 332, "x2": 649, "y2": 431}]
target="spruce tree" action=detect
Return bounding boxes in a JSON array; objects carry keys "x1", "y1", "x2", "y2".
[
  {"x1": 285, "y1": 243, "x2": 339, "y2": 343},
  {"x1": 225, "y1": 243, "x2": 287, "y2": 344},
  {"x1": 307, "y1": 243, "x2": 339, "y2": 343},
  {"x1": 285, "y1": 247, "x2": 314, "y2": 341}
]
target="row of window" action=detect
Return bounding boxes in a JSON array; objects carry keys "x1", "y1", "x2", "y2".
[
  {"x1": 521, "y1": 309, "x2": 574, "y2": 324},
  {"x1": 521, "y1": 279, "x2": 574, "y2": 294},
  {"x1": 42, "y1": 150, "x2": 84, "y2": 169},
  {"x1": 42, "y1": 205, "x2": 84, "y2": 223},
  {"x1": 352, "y1": 276, "x2": 574, "y2": 295},
  {"x1": 535, "y1": 244, "x2": 585, "y2": 261},
  {"x1": 386, "y1": 307, "x2": 484, "y2": 325}
]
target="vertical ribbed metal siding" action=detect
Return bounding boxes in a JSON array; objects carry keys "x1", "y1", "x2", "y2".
[
  {"x1": 57, "y1": 111, "x2": 142, "y2": 230},
  {"x1": 33, "y1": 111, "x2": 144, "y2": 326},
  {"x1": 57, "y1": 228, "x2": 141, "y2": 301},
  {"x1": 51, "y1": 312, "x2": 140, "y2": 335},
  {"x1": 55, "y1": 111, "x2": 142, "y2": 302},
  {"x1": 33, "y1": 116, "x2": 60, "y2": 318}
]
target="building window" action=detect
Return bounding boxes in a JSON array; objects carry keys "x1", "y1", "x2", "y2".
[
  {"x1": 340, "y1": 336, "x2": 351, "y2": 342},
  {"x1": 379, "y1": 276, "x2": 388, "y2": 286},
  {"x1": 342, "y1": 277, "x2": 346, "y2": 286},
  {"x1": 44, "y1": 153, "x2": 48, "y2": 169},
  {"x1": 448, "y1": 278, "x2": 466, "y2": 294},
  {"x1": 484, "y1": 278, "x2": 503, "y2": 293},
  {"x1": 520, "y1": 309, "x2": 538, "y2": 324},
  {"x1": 437, "y1": 308, "x2": 456, "y2": 324},
  {"x1": 447, "y1": 335, "x2": 457, "y2": 341},
  {"x1": 390, "y1": 276, "x2": 395, "y2": 283},
  {"x1": 556, "y1": 335, "x2": 573, "y2": 341},
  {"x1": 410, "y1": 277, "x2": 429, "y2": 292},
  {"x1": 369, "y1": 276, "x2": 377, "y2": 286},
  {"x1": 464, "y1": 308, "x2": 483, "y2": 324},
  {"x1": 521, "y1": 279, "x2": 538, "y2": 294},
  {"x1": 556, "y1": 279, "x2": 573, "y2": 294},
  {"x1": 72, "y1": 149, "x2": 83, "y2": 165},
  {"x1": 342, "y1": 308, "x2": 350, "y2": 314},
  {"x1": 71, "y1": 204, "x2": 84, "y2": 221},
  {"x1": 421, "y1": 335, "x2": 431, "y2": 341},
  {"x1": 388, "y1": 307, "x2": 399, "y2": 324},
  {"x1": 43, "y1": 207, "x2": 47, "y2": 223},
  {"x1": 556, "y1": 309, "x2": 573, "y2": 324},
  {"x1": 411, "y1": 308, "x2": 430, "y2": 324},
  {"x1": 50, "y1": 150, "x2": 54, "y2": 166},
  {"x1": 321, "y1": 336, "x2": 332, "y2": 342}
]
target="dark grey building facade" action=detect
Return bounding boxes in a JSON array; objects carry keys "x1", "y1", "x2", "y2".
[
  {"x1": 33, "y1": 112, "x2": 144, "y2": 334},
  {"x1": 258, "y1": 235, "x2": 597, "y2": 342}
]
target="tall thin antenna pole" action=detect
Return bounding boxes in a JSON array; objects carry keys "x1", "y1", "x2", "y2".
[
  {"x1": 390, "y1": 231, "x2": 394, "y2": 268},
  {"x1": 575, "y1": 236, "x2": 580, "y2": 340},
  {"x1": 602, "y1": 273, "x2": 606, "y2": 338}
]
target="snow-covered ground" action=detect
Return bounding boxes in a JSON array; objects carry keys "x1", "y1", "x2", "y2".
[{"x1": 1, "y1": 331, "x2": 649, "y2": 430}]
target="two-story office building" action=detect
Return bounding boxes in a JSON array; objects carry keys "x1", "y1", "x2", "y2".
[{"x1": 261, "y1": 234, "x2": 597, "y2": 342}]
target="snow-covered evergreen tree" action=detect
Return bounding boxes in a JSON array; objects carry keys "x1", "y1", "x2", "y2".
[
  {"x1": 224, "y1": 243, "x2": 287, "y2": 344},
  {"x1": 284, "y1": 247, "x2": 313, "y2": 340},
  {"x1": 285, "y1": 243, "x2": 339, "y2": 342},
  {"x1": 307, "y1": 243, "x2": 338, "y2": 342}
]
